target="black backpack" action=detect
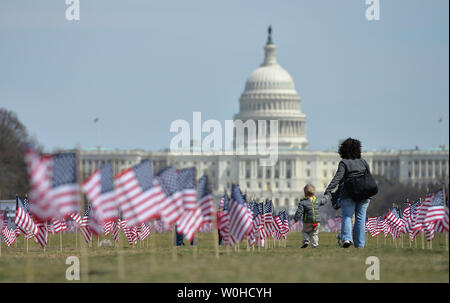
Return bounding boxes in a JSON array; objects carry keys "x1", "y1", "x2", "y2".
[{"x1": 343, "y1": 159, "x2": 378, "y2": 202}]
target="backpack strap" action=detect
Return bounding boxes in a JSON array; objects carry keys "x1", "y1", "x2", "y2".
[{"x1": 360, "y1": 159, "x2": 370, "y2": 173}]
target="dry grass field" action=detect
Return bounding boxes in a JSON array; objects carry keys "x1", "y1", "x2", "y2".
[{"x1": 0, "y1": 231, "x2": 448, "y2": 283}]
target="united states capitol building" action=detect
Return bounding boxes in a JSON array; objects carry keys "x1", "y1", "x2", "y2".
[{"x1": 74, "y1": 30, "x2": 449, "y2": 214}]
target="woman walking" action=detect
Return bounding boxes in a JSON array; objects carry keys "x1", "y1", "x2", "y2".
[{"x1": 324, "y1": 138, "x2": 376, "y2": 248}]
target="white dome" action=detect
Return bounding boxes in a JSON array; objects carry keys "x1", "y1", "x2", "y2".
[
  {"x1": 234, "y1": 28, "x2": 309, "y2": 150},
  {"x1": 241, "y1": 43, "x2": 300, "y2": 99},
  {"x1": 245, "y1": 64, "x2": 296, "y2": 92}
]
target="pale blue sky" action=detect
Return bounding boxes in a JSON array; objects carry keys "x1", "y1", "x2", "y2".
[{"x1": 0, "y1": 0, "x2": 448, "y2": 152}]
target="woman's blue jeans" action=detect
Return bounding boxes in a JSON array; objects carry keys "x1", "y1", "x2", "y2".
[{"x1": 341, "y1": 198, "x2": 370, "y2": 248}]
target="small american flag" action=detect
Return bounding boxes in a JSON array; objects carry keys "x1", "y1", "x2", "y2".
[
  {"x1": 229, "y1": 184, "x2": 252, "y2": 244},
  {"x1": 177, "y1": 167, "x2": 197, "y2": 210},
  {"x1": 175, "y1": 167, "x2": 203, "y2": 242},
  {"x1": 385, "y1": 207, "x2": 404, "y2": 231},
  {"x1": 104, "y1": 220, "x2": 114, "y2": 236},
  {"x1": 115, "y1": 160, "x2": 164, "y2": 227},
  {"x1": 422, "y1": 190, "x2": 446, "y2": 226},
  {"x1": 1, "y1": 214, "x2": 17, "y2": 247},
  {"x1": 69, "y1": 212, "x2": 83, "y2": 225},
  {"x1": 137, "y1": 222, "x2": 151, "y2": 240},
  {"x1": 15, "y1": 198, "x2": 39, "y2": 237},
  {"x1": 120, "y1": 219, "x2": 137, "y2": 245},
  {"x1": 261, "y1": 200, "x2": 276, "y2": 239},
  {"x1": 157, "y1": 166, "x2": 184, "y2": 227},
  {"x1": 51, "y1": 218, "x2": 67, "y2": 233},
  {"x1": 197, "y1": 175, "x2": 215, "y2": 224},
  {"x1": 80, "y1": 207, "x2": 92, "y2": 243},
  {"x1": 219, "y1": 193, "x2": 233, "y2": 245},
  {"x1": 247, "y1": 201, "x2": 260, "y2": 246},
  {"x1": 25, "y1": 147, "x2": 80, "y2": 220},
  {"x1": 34, "y1": 220, "x2": 48, "y2": 248},
  {"x1": 82, "y1": 163, "x2": 118, "y2": 228},
  {"x1": 112, "y1": 220, "x2": 120, "y2": 242},
  {"x1": 414, "y1": 194, "x2": 433, "y2": 230}
]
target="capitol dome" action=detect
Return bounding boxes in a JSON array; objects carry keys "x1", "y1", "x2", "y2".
[{"x1": 234, "y1": 27, "x2": 308, "y2": 150}]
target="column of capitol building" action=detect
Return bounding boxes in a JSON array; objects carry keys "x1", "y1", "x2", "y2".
[{"x1": 75, "y1": 28, "x2": 449, "y2": 215}]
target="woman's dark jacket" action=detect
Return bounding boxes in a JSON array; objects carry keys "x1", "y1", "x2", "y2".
[{"x1": 324, "y1": 158, "x2": 371, "y2": 201}]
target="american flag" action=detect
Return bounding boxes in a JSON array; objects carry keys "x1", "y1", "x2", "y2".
[
  {"x1": 247, "y1": 202, "x2": 260, "y2": 246},
  {"x1": 104, "y1": 220, "x2": 114, "y2": 236},
  {"x1": 1, "y1": 213, "x2": 17, "y2": 247},
  {"x1": 407, "y1": 200, "x2": 423, "y2": 240},
  {"x1": 15, "y1": 198, "x2": 39, "y2": 237},
  {"x1": 414, "y1": 194, "x2": 432, "y2": 230},
  {"x1": 34, "y1": 220, "x2": 48, "y2": 248},
  {"x1": 51, "y1": 218, "x2": 67, "y2": 233},
  {"x1": 219, "y1": 193, "x2": 233, "y2": 245},
  {"x1": 277, "y1": 210, "x2": 289, "y2": 237},
  {"x1": 137, "y1": 222, "x2": 151, "y2": 240},
  {"x1": 69, "y1": 212, "x2": 82, "y2": 225},
  {"x1": 88, "y1": 206, "x2": 105, "y2": 235},
  {"x1": 256, "y1": 202, "x2": 266, "y2": 239},
  {"x1": 177, "y1": 167, "x2": 197, "y2": 210},
  {"x1": 197, "y1": 175, "x2": 215, "y2": 224},
  {"x1": 115, "y1": 160, "x2": 164, "y2": 227},
  {"x1": 175, "y1": 168, "x2": 203, "y2": 242},
  {"x1": 156, "y1": 166, "x2": 184, "y2": 227},
  {"x1": 80, "y1": 207, "x2": 92, "y2": 243},
  {"x1": 112, "y1": 220, "x2": 120, "y2": 242},
  {"x1": 366, "y1": 216, "x2": 380, "y2": 237},
  {"x1": 120, "y1": 219, "x2": 137, "y2": 245},
  {"x1": 401, "y1": 202, "x2": 411, "y2": 234},
  {"x1": 435, "y1": 205, "x2": 449, "y2": 233},
  {"x1": 25, "y1": 146, "x2": 80, "y2": 220},
  {"x1": 82, "y1": 163, "x2": 118, "y2": 228},
  {"x1": 385, "y1": 207, "x2": 404, "y2": 231},
  {"x1": 228, "y1": 184, "x2": 252, "y2": 244},
  {"x1": 260, "y1": 200, "x2": 276, "y2": 239},
  {"x1": 379, "y1": 212, "x2": 392, "y2": 238},
  {"x1": 421, "y1": 191, "x2": 446, "y2": 241},
  {"x1": 176, "y1": 203, "x2": 203, "y2": 243},
  {"x1": 422, "y1": 190, "x2": 446, "y2": 226},
  {"x1": 274, "y1": 213, "x2": 283, "y2": 234}
]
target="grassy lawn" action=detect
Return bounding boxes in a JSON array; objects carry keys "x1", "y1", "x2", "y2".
[{"x1": 0, "y1": 231, "x2": 448, "y2": 283}]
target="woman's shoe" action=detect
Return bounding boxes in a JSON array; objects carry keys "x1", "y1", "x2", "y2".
[{"x1": 342, "y1": 240, "x2": 352, "y2": 248}]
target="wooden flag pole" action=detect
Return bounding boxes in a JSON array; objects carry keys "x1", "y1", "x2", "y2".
[
  {"x1": 60, "y1": 232, "x2": 62, "y2": 252},
  {"x1": 26, "y1": 238, "x2": 29, "y2": 253}
]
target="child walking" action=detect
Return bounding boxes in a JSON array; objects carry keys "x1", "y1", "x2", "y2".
[{"x1": 294, "y1": 184, "x2": 328, "y2": 248}]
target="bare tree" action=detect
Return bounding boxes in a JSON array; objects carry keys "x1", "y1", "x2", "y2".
[{"x1": 0, "y1": 108, "x2": 32, "y2": 199}]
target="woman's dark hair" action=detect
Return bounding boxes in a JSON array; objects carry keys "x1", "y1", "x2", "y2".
[{"x1": 338, "y1": 138, "x2": 362, "y2": 159}]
